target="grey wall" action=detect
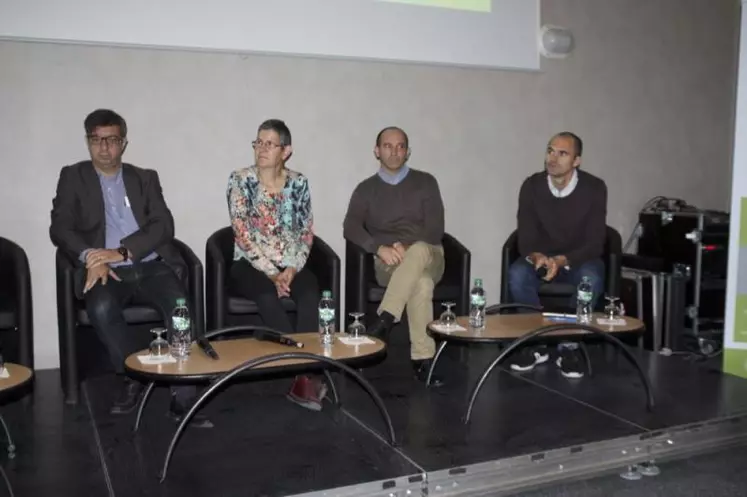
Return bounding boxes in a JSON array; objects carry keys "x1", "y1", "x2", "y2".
[{"x1": 0, "y1": 0, "x2": 739, "y2": 368}]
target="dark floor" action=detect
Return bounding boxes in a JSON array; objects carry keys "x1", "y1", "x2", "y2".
[{"x1": 2, "y1": 328, "x2": 747, "y2": 497}]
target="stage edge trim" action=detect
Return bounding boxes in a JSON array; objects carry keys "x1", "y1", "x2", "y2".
[{"x1": 425, "y1": 413, "x2": 747, "y2": 496}]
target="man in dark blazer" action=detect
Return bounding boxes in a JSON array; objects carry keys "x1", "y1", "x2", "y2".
[{"x1": 50, "y1": 109, "x2": 211, "y2": 428}]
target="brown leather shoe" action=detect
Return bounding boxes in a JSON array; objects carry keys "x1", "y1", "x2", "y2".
[{"x1": 286, "y1": 375, "x2": 328, "y2": 411}]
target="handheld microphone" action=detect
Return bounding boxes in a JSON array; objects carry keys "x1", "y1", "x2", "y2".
[
  {"x1": 254, "y1": 329, "x2": 305, "y2": 348},
  {"x1": 526, "y1": 256, "x2": 548, "y2": 279},
  {"x1": 197, "y1": 337, "x2": 220, "y2": 360}
]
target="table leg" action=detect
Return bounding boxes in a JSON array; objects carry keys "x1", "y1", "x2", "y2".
[
  {"x1": 426, "y1": 341, "x2": 448, "y2": 387},
  {"x1": 322, "y1": 370, "x2": 340, "y2": 406},
  {"x1": 133, "y1": 382, "x2": 156, "y2": 433},
  {"x1": 578, "y1": 342, "x2": 593, "y2": 377},
  {"x1": 464, "y1": 324, "x2": 655, "y2": 424},
  {"x1": 0, "y1": 415, "x2": 14, "y2": 459},
  {"x1": 159, "y1": 352, "x2": 396, "y2": 482}
]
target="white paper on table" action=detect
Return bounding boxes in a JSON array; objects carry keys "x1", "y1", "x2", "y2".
[
  {"x1": 596, "y1": 318, "x2": 627, "y2": 326},
  {"x1": 338, "y1": 336, "x2": 376, "y2": 346},
  {"x1": 430, "y1": 323, "x2": 467, "y2": 333},
  {"x1": 0, "y1": 368, "x2": 9, "y2": 379},
  {"x1": 137, "y1": 355, "x2": 177, "y2": 365}
]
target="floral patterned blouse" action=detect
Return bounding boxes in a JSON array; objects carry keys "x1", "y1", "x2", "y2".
[{"x1": 227, "y1": 166, "x2": 314, "y2": 276}]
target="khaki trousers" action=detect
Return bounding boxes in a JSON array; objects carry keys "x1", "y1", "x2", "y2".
[{"x1": 374, "y1": 242, "x2": 445, "y2": 360}]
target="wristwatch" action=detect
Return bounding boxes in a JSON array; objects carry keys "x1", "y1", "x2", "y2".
[{"x1": 118, "y1": 246, "x2": 129, "y2": 262}]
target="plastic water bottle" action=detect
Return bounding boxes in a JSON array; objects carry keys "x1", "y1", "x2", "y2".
[
  {"x1": 469, "y1": 278, "x2": 486, "y2": 329},
  {"x1": 170, "y1": 298, "x2": 192, "y2": 359},
  {"x1": 318, "y1": 290, "x2": 336, "y2": 345},
  {"x1": 576, "y1": 276, "x2": 593, "y2": 324}
]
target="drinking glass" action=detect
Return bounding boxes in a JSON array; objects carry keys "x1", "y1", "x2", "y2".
[
  {"x1": 149, "y1": 327, "x2": 170, "y2": 358},
  {"x1": 439, "y1": 302, "x2": 457, "y2": 328},
  {"x1": 347, "y1": 312, "x2": 366, "y2": 339},
  {"x1": 604, "y1": 295, "x2": 621, "y2": 320}
]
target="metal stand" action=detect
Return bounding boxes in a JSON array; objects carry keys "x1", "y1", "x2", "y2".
[
  {"x1": 133, "y1": 382, "x2": 156, "y2": 432},
  {"x1": 0, "y1": 415, "x2": 15, "y2": 459},
  {"x1": 464, "y1": 323, "x2": 654, "y2": 424},
  {"x1": 159, "y1": 352, "x2": 396, "y2": 482},
  {"x1": 426, "y1": 341, "x2": 448, "y2": 387}
]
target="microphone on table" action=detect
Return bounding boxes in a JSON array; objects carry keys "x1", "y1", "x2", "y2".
[
  {"x1": 197, "y1": 336, "x2": 220, "y2": 360},
  {"x1": 254, "y1": 329, "x2": 305, "y2": 348}
]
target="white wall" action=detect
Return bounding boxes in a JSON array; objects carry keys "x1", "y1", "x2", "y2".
[{"x1": 0, "y1": 0, "x2": 739, "y2": 369}]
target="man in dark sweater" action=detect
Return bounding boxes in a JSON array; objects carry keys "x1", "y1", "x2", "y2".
[
  {"x1": 343, "y1": 126, "x2": 446, "y2": 385},
  {"x1": 508, "y1": 132, "x2": 607, "y2": 377}
]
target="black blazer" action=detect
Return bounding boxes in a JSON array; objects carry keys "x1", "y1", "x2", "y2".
[{"x1": 50, "y1": 161, "x2": 186, "y2": 295}]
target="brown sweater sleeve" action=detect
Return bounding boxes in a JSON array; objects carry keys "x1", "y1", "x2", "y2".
[
  {"x1": 343, "y1": 181, "x2": 378, "y2": 253},
  {"x1": 517, "y1": 177, "x2": 542, "y2": 257},
  {"x1": 565, "y1": 181, "x2": 607, "y2": 266},
  {"x1": 421, "y1": 173, "x2": 445, "y2": 245}
]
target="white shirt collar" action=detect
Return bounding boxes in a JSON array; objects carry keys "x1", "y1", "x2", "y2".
[{"x1": 548, "y1": 169, "x2": 578, "y2": 198}]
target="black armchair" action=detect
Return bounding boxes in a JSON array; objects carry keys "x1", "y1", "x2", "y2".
[
  {"x1": 345, "y1": 234, "x2": 471, "y2": 322},
  {"x1": 205, "y1": 227, "x2": 341, "y2": 331},
  {"x1": 56, "y1": 239, "x2": 203, "y2": 404},
  {"x1": 0, "y1": 237, "x2": 34, "y2": 369},
  {"x1": 500, "y1": 226, "x2": 622, "y2": 311}
]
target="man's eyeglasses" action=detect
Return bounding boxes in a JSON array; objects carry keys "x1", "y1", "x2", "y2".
[
  {"x1": 252, "y1": 140, "x2": 284, "y2": 150},
  {"x1": 88, "y1": 135, "x2": 125, "y2": 148}
]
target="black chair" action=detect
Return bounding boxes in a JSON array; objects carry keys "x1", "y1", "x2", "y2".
[
  {"x1": 0, "y1": 237, "x2": 34, "y2": 369},
  {"x1": 56, "y1": 239, "x2": 204, "y2": 405},
  {"x1": 205, "y1": 227, "x2": 341, "y2": 332},
  {"x1": 345, "y1": 234, "x2": 471, "y2": 324},
  {"x1": 500, "y1": 226, "x2": 622, "y2": 312}
]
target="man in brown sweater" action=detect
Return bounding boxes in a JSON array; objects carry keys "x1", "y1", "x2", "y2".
[
  {"x1": 509, "y1": 132, "x2": 607, "y2": 378},
  {"x1": 343, "y1": 126, "x2": 445, "y2": 386}
]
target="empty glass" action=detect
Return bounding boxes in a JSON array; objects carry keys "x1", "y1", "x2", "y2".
[
  {"x1": 439, "y1": 302, "x2": 457, "y2": 328},
  {"x1": 149, "y1": 327, "x2": 170, "y2": 358},
  {"x1": 347, "y1": 312, "x2": 366, "y2": 339},
  {"x1": 604, "y1": 295, "x2": 621, "y2": 320}
]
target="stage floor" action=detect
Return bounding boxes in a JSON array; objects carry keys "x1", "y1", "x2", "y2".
[{"x1": 4, "y1": 329, "x2": 747, "y2": 496}]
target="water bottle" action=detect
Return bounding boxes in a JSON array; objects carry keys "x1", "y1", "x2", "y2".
[
  {"x1": 576, "y1": 276, "x2": 593, "y2": 324},
  {"x1": 469, "y1": 278, "x2": 486, "y2": 329},
  {"x1": 318, "y1": 290, "x2": 336, "y2": 345},
  {"x1": 170, "y1": 298, "x2": 192, "y2": 359}
]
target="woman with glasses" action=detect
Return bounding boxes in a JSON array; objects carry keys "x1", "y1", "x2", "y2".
[{"x1": 227, "y1": 119, "x2": 324, "y2": 410}]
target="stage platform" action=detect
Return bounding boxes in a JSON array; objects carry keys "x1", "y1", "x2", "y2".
[{"x1": 3, "y1": 329, "x2": 747, "y2": 497}]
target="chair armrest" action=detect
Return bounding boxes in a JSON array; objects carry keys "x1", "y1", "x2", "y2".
[
  {"x1": 0, "y1": 238, "x2": 33, "y2": 368},
  {"x1": 621, "y1": 254, "x2": 669, "y2": 273},
  {"x1": 345, "y1": 240, "x2": 370, "y2": 321},
  {"x1": 441, "y1": 233, "x2": 471, "y2": 315},
  {"x1": 173, "y1": 239, "x2": 204, "y2": 338},
  {"x1": 500, "y1": 230, "x2": 519, "y2": 304},
  {"x1": 56, "y1": 249, "x2": 79, "y2": 399},
  {"x1": 205, "y1": 232, "x2": 228, "y2": 331},
  {"x1": 307, "y1": 236, "x2": 341, "y2": 330},
  {"x1": 604, "y1": 227, "x2": 623, "y2": 298}
]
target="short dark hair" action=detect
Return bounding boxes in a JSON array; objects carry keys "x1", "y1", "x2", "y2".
[
  {"x1": 84, "y1": 109, "x2": 127, "y2": 137},
  {"x1": 551, "y1": 131, "x2": 583, "y2": 157},
  {"x1": 376, "y1": 126, "x2": 409, "y2": 148},
  {"x1": 257, "y1": 119, "x2": 292, "y2": 147}
]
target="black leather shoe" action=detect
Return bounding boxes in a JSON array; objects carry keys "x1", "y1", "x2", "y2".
[
  {"x1": 412, "y1": 359, "x2": 444, "y2": 387},
  {"x1": 168, "y1": 399, "x2": 214, "y2": 429},
  {"x1": 110, "y1": 378, "x2": 144, "y2": 415},
  {"x1": 367, "y1": 312, "x2": 395, "y2": 343}
]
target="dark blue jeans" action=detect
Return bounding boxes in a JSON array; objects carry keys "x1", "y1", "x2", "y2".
[
  {"x1": 84, "y1": 259, "x2": 195, "y2": 404},
  {"x1": 508, "y1": 258, "x2": 605, "y2": 309}
]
